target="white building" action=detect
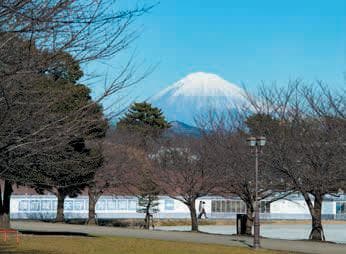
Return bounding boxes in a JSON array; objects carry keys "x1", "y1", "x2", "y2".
[{"x1": 9, "y1": 194, "x2": 346, "y2": 220}]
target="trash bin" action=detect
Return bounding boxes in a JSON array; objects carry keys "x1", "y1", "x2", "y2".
[{"x1": 236, "y1": 214, "x2": 247, "y2": 235}]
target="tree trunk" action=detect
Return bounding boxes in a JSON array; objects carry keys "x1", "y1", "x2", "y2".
[
  {"x1": 308, "y1": 194, "x2": 325, "y2": 241},
  {"x1": 245, "y1": 202, "x2": 254, "y2": 235},
  {"x1": 55, "y1": 191, "x2": 66, "y2": 223},
  {"x1": 187, "y1": 200, "x2": 198, "y2": 232},
  {"x1": 144, "y1": 211, "x2": 150, "y2": 230},
  {"x1": 0, "y1": 180, "x2": 13, "y2": 228},
  {"x1": 87, "y1": 197, "x2": 97, "y2": 225},
  {"x1": 87, "y1": 186, "x2": 99, "y2": 225}
]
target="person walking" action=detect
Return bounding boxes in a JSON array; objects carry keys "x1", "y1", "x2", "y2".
[{"x1": 198, "y1": 201, "x2": 208, "y2": 219}]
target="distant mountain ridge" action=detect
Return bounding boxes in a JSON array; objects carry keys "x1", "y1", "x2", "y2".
[
  {"x1": 151, "y1": 72, "x2": 248, "y2": 126},
  {"x1": 166, "y1": 121, "x2": 201, "y2": 137}
]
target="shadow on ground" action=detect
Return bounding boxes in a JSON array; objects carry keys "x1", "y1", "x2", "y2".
[{"x1": 19, "y1": 230, "x2": 91, "y2": 237}]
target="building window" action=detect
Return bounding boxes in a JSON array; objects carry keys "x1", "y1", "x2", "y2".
[
  {"x1": 240, "y1": 202, "x2": 246, "y2": 212},
  {"x1": 52, "y1": 200, "x2": 57, "y2": 210},
  {"x1": 211, "y1": 200, "x2": 246, "y2": 213},
  {"x1": 226, "y1": 200, "x2": 231, "y2": 212},
  {"x1": 30, "y1": 200, "x2": 41, "y2": 211},
  {"x1": 336, "y1": 202, "x2": 346, "y2": 214},
  {"x1": 74, "y1": 200, "x2": 85, "y2": 211},
  {"x1": 260, "y1": 201, "x2": 271, "y2": 213},
  {"x1": 19, "y1": 200, "x2": 29, "y2": 211},
  {"x1": 128, "y1": 200, "x2": 137, "y2": 210},
  {"x1": 117, "y1": 200, "x2": 127, "y2": 210},
  {"x1": 211, "y1": 200, "x2": 217, "y2": 212},
  {"x1": 65, "y1": 200, "x2": 73, "y2": 211},
  {"x1": 164, "y1": 200, "x2": 174, "y2": 211},
  {"x1": 96, "y1": 200, "x2": 106, "y2": 210},
  {"x1": 233, "y1": 201, "x2": 240, "y2": 213},
  {"x1": 41, "y1": 200, "x2": 52, "y2": 211},
  {"x1": 107, "y1": 200, "x2": 117, "y2": 210}
]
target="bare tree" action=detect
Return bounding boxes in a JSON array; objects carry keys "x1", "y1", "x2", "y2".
[
  {"x1": 198, "y1": 111, "x2": 290, "y2": 235},
  {"x1": 152, "y1": 136, "x2": 222, "y2": 232},
  {"x1": 245, "y1": 82, "x2": 346, "y2": 241},
  {"x1": 0, "y1": 1, "x2": 154, "y2": 64},
  {"x1": 86, "y1": 130, "x2": 154, "y2": 225}
]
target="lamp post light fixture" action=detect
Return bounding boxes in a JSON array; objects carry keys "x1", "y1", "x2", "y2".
[{"x1": 246, "y1": 136, "x2": 266, "y2": 249}]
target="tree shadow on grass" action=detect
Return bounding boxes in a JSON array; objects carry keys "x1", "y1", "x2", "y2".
[{"x1": 19, "y1": 230, "x2": 91, "y2": 237}]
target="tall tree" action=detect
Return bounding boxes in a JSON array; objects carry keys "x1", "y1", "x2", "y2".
[
  {"x1": 0, "y1": 0, "x2": 153, "y2": 228},
  {"x1": 199, "y1": 112, "x2": 290, "y2": 235},
  {"x1": 117, "y1": 102, "x2": 171, "y2": 145},
  {"x1": 116, "y1": 102, "x2": 170, "y2": 227},
  {"x1": 152, "y1": 136, "x2": 222, "y2": 232},
  {"x1": 0, "y1": 34, "x2": 107, "y2": 226},
  {"x1": 85, "y1": 129, "x2": 157, "y2": 225},
  {"x1": 27, "y1": 57, "x2": 107, "y2": 223},
  {"x1": 245, "y1": 82, "x2": 346, "y2": 241},
  {"x1": 136, "y1": 171, "x2": 160, "y2": 230}
]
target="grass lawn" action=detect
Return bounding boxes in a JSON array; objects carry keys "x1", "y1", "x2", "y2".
[{"x1": 0, "y1": 235, "x2": 297, "y2": 254}]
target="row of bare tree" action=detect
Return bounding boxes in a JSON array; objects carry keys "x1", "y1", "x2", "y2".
[
  {"x1": 90, "y1": 82, "x2": 345, "y2": 242},
  {"x1": 14, "y1": 81, "x2": 341, "y2": 241}
]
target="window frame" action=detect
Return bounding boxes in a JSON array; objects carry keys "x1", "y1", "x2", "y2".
[{"x1": 164, "y1": 199, "x2": 175, "y2": 211}]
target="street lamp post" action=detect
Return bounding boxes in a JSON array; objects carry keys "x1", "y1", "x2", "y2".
[{"x1": 246, "y1": 136, "x2": 266, "y2": 249}]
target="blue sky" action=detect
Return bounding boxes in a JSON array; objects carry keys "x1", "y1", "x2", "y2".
[{"x1": 88, "y1": 0, "x2": 346, "y2": 103}]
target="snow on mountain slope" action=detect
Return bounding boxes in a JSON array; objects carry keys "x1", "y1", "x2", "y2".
[{"x1": 151, "y1": 72, "x2": 248, "y2": 126}]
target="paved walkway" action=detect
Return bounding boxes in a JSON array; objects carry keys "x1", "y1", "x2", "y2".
[{"x1": 12, "y1": 221, "x2": 346, "y2": 254}]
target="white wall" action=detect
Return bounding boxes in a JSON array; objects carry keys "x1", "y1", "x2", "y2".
[{"x1": 271, "y1": 199, "x2": 309, "y2": 214}]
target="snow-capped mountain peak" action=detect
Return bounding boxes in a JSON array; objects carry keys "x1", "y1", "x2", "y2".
[
  {"x1": 151, "y1": 72, "x2": 248, "y2": 126},
  {"x1": 152, "y1": 72, "x2": 245, "y2": 99}
]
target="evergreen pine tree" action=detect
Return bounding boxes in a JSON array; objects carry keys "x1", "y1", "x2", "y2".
[
  {"x1": 117, "y1": 102, "x2": 170, "y2": 228},
  {"x1": 117, "y1": 101, "x2": 171, "y2": 141}
]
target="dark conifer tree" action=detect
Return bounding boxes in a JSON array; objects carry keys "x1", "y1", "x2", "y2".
[
  {"x1": 117, "y1": 102, "x2": 171, "y2": 142},
  {"x1": 117, "y1": 102, "x2": 170, "y2": 228}
]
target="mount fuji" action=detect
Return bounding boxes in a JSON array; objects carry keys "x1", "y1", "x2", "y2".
[{"x1": 150, "y1": 72, "x2": 248, "y2": 126}]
